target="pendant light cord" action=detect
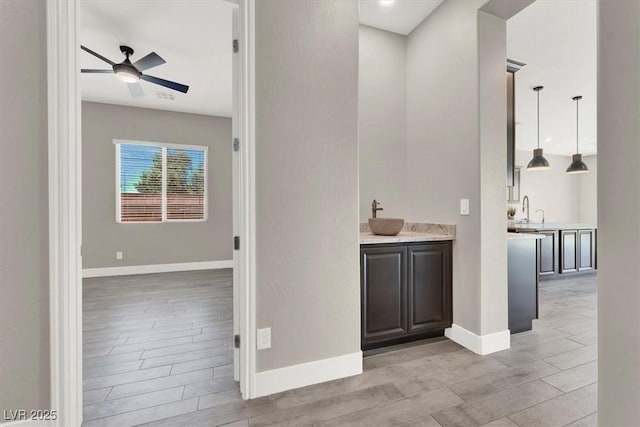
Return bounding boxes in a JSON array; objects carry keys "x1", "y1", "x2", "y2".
[
  {"x1": 537, "y1": 89, "x2": 540, "y2": 149},
  {"x1": 575, "y1": 97, "x2": 579, "y2": 154}
]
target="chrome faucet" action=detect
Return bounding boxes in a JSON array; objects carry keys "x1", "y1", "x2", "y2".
[
  {"x1": 536, "y1": 209, "x2": 545, "y2": 225},
  {"x1": 371, "y1": 199, "x2": 384, "y2": 218},
  {"x1": 522, "y1": 195, "x2": 530, "y2": 223}
]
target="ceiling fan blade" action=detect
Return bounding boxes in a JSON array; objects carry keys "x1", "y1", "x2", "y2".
[
  {"x1": 132, "y1": 52, "x2": 166, "y2": 71},
  {"x1": 141, "y1": 74, "x2": 189, "y2": 93},
  {"x1": 80, "y1": 45, "x2": 115, "y2": 66},
  {"x1": 128, "y1": 82, "x2": 144, "y2": 98},
  {"x1": 81, "y1": 69, "x2": 113, "y2": 73}
]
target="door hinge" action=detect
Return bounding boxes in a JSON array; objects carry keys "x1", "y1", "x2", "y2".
[
  {"x1": 233, "y1": 39, "x2": 239, "y2": 53},
  {"x1": 234, "y1": 334, "x2": 240, "y2": 348},
  {"x1": 233, "y1": 138, "x2": 240, "y2": 152},
  {"x1": 234, "y1": 236, "x2": 240, "y2": 250}
]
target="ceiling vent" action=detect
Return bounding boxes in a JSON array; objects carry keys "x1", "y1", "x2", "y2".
[{"x1": 155, "y1": 91, "x2": 175, "y2": 100}]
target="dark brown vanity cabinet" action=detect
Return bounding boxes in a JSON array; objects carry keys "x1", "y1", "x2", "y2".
[{"x1": 361, "y1": 241, "x2": 452, "y2": 350}]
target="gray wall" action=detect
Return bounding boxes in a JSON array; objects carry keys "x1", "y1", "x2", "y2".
[
  {"x1": 0, "y1": 0, "x2": 50, "y2": 416},
  {"x1": 358, "y1": 25, "x2": 407, "y2": 221},
  {"x1": 82, "y1": 102, "x2": 232, "y2": 269},
  {"x1": 597, "y1": 0, "x2": 640, "y2": 423},
  {"x1": 255, "y1": 0, "x2": 360, "y2": 372},
  {"x1": 405, "y1": 0, "x2": 502, "y2": 336},
  {"x1": 478, "y1": 10, "x2": 508, "y2": 335}
]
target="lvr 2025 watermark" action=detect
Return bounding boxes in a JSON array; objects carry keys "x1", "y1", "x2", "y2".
[{"x1": 3, "y1": 409, "x2": 58, "y2": 421}]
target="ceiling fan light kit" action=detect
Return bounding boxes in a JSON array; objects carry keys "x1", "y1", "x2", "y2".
[
  {"x1": 566, "y1": 95, "x2": 590, "y2": 174},
  {"x1": 80, "y1": 44, "x2": 189, "y2": 97},
  {"x1": 526, "y1": 85, "x2": 551, "y2": 171}
]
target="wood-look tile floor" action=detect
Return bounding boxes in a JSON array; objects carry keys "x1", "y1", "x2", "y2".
[{"x1": 83, "y1": 271, "x2": 598, "y2": 427}]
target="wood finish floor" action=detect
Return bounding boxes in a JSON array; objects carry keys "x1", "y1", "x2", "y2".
[{"x1": 83, "y1": 270, "x2": 597, "y2": 427}]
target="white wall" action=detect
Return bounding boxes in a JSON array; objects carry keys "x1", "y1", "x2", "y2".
[
  {"x1": 513, "y1": 150, "x2": 597, "y2": 224},
  {"x1": 255, "y1": 0, "x2": 360, "y2": 373},
  {"x1": 578, "y1": 155, "x2": 597, "y2": 224},
  {"x1": 597, "y1": 0, "x2": 640, "y2": 423},
  {"x1": 514, "y1": 150, "x2": 579, "y2": 222},
  {"x1": 358, "y1": 25, "x2": 406, "y2": 221},
  {"x1": 0, "y1": 0, "x2": 49, "y2": 415}
]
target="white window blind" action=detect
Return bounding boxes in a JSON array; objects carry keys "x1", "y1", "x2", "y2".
[{"x1": 115, "y1": 141, "x2": 208, "y2": 223}]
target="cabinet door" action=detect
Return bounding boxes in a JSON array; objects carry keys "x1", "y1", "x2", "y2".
[
  {"x1": 538, "y1": 231, "x2": 557, "y2": 276},
  {"x1": 578, "y1": 229, "x2": 596, "y2": 271},
  {"x1": 361, "y1": 246, "x2": 407, "y2": 344},
  {"x1": 561, "y1": 230, "x2": 578, "y2": 273},
  {"x1": 407, "y1": 242, "x2": 452, "y2": 334}
]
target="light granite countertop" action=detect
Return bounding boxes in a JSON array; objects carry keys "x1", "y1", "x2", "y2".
[
  {"x1": 360, "y1": 232, "x2": 455, "y2": 244},
  {"x1": 508, "y1": 232, "x2": 544, "y2": 240},
  {"x1": 508, "y1": 222, "x2": 597, "y2": 231},
  {"x1": 360, "y1": 222, "x2": 455, "y2": 245}
]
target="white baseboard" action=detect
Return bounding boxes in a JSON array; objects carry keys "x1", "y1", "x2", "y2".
[
  {"x1": 445, "y1": 324, "x2": 510, "y2": 355},
  {"x1": 82, "y1": 260, "x2": 234, "y2": 278},
  {"x1": 0, "y1": 419, "x2": 53, "y2": 426},
  {"x1": 254, "y1": 351, "x2": 363, "y2": 398}
]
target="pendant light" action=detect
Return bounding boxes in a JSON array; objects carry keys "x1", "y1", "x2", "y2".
[
  {"x1": 527, "y1": 86, "x2": 550, "y2": 170},
  {"x1": 566, "y1": 95, "x2": 590, "y2": 174}
]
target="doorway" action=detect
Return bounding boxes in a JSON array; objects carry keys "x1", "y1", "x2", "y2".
[{"x1": 47, "y1": 1, "x2": 256, "y2": 424}]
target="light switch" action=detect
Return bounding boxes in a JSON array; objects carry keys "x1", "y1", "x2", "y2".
[
  {"x1": 116, "y1": 251, "x2": 123, "y2": 260},
  {"x1": 460, "y1": 199, "x2": 470, "y2": 216},
  {"x1": 257, "y1": 327, "x2": 271, "y2": 350}
]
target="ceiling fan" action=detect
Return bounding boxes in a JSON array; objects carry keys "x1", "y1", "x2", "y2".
[{"x1": 81, "y1": 45, "x2": 189, "y2": 97}]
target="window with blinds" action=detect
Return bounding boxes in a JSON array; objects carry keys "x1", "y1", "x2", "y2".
[{"x1": 115, "y1": 140, "x2": 208, "y2": 223}]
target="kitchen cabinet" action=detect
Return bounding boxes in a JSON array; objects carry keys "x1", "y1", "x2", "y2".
[
  {"x1": 361, "y1": 241, "x2": 452, "y2": 350},
  {"x1": 538, "y1": 230, "x2": 558, "y2": 277},
  {"x1": 560, "y1": 230, "x2": 579, "y2": 273},
  {"x1": 578, "y1": 229, "x2": 596, "y2": 271},
  {"x1": 510, "y1": 224, "x2": 597, "y2": 279},
  {"x1": 561, "y1": 229, "x2": 597, "y2": 274},
  {"x1": 508, "y1": 237, "x2": 539, "y2": 333}
]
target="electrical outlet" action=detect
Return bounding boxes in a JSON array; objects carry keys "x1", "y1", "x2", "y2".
[
  {"x1": 257, "y1": 327, "x2": 271, "y2": 350},
  {"x1": 460, "y1": 199, "x2": 470, "y2": 216},
  {"x1": 116, "y1": 251, "x2": 123, "y2": 260}
]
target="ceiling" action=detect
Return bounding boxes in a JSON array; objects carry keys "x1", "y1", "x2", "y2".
[
  {"x1": 508, "y1": 0, "x2": 597, "y2": 156},
  {"x1": 80, "y1": 0, "x2": 233, "y2": 117},
  {"x1": 359, "y1": 0, "x2": 444, "y2": 35}
]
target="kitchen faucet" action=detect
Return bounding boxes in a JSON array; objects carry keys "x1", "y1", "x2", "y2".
[
  {"x1": 371, "y1": 199, "x2": 384, "y2": 218},
  {"x1": 536, "y1": 209, "x2": 545, "y2": 225},
  {"x1": 522, "y1": 195, "x2": 530, "y2": 223}
]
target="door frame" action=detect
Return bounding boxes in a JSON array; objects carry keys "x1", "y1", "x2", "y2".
[{"x1": 46, "y1": 1, "x2": 257, "y2": 424}]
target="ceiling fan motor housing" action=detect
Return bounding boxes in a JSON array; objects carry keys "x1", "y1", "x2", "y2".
[{"x1": 113, "y1": 62, "x2": 141, "y2": 80}]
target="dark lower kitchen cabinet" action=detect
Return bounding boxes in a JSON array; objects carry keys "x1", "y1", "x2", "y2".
[
  {"x1": 538, "y1": 230, "x2": 558, "y2": 277},
  {"x1": 561, "y1": 230, "x2": 578, "y2": 273},
  {"x1": 578, "y1": 229, "x2": 596, "y2": 271},
  {"x1": 560, "y1": 229, "x2": 597, "y2": 274},
  {"x1": 361, "y1": 241, "x2": 452, "y2": 350}
]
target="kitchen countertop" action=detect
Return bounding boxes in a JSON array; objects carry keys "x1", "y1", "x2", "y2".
[
  {"x1": 508, "y1": 232, "x2": 544, "y2": 240},
  {"x1": 509, "y1": 222, "x2": 597, "y2": 231}
]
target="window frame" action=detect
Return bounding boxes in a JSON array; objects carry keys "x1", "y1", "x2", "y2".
[{"x1": 114, "y1": 139, "x2": 209, "y2": 224}]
